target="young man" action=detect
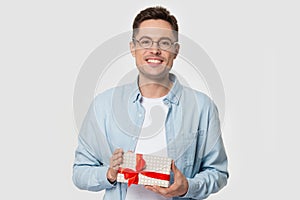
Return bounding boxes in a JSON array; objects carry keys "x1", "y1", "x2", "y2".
[{"x1": 73, "y1": 6, "x2": 229, "y2": 200}]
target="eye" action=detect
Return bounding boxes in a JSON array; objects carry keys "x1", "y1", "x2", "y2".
[
  {"x1": 159, "y1": 39, "x2": 172, "y2": 47},
  {"x1": 161, "y1": 40, "x2": 171, "y2": 45},
  {"x1": 140, "y1": 38, "x2": 152, "y2": 45}
]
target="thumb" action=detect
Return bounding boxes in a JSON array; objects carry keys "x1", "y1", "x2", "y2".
[{"x1": 171, "y1": 160, "x2": 177, "y2": 172}]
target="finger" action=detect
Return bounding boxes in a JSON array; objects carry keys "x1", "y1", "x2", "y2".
[
  {"x1": 152, "y1": 186, "x2": 172, "y2": 198},
  {"x1": 171, "y1": 160, "x2": 177, "y2": 172},
  {"x1": 110, "y1": 154, "x2": 122, "y2": 162},
  {"x1": 112, "y1": 165, "x2": 120, "y2": 170},
  {"x1": 144, "y1": 185, "x2": 157, "y2": 193},
  {"x1": 113, "y1": 148, "x2": 123, "y2": 156},
  {"x1": 146, "y1": 185, "x2": 168, "y2": 197},
  {"x1": 116, "y1": 157, "x2": 123, "y2": 164},
  {"x1": 111, "y1": 163, "x2": 121, "y2": 170},
  {"x1": 110, "y1": 155, "x2": 123, "y2": 169},
  {"x1": 113, "y1": 154, "x2": 123, "y2": 161},
  {"x1": 112, "y1": 157, "x2": 123, "y2": 167},
  {"x1": 113, "y1": 148, "x2": 124, "y2": 155},
  {"x1": 112, "y1": 153, "x2": 123, "y2": 160}
]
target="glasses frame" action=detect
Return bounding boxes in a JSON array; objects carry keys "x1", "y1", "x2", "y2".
[{"x1": 133, "y1": 36, "x2": 178, "y2": 50}]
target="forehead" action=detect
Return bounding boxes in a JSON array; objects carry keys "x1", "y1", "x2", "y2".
[{"x1": 135, "y1": 19, "x2": 176, "y2": 39}]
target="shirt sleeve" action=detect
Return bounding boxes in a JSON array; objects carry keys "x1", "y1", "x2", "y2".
[
  {"x1": 72, "y1": 137, "x2": 116, "y2": 191},
  {"x1": 181, "y1": 101, "x2": 229, "y2": 199},
  {"x1": 72, "y1": 96, "x2": 116, "y2": 192}
]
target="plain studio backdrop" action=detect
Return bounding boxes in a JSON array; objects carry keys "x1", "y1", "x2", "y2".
[{"x1": 0, "y1": 0, "x2": 299, "y2": 199}]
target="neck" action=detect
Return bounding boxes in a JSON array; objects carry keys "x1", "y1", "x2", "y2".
[{"x1": 138, "y1": 74, "x2": 173, "y2": 98}]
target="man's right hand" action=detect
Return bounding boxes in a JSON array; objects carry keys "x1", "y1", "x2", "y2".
[{"x1": 107, "y1": 148, "x2": 124, "y2": 183}]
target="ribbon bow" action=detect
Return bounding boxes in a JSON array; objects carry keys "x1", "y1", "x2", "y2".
[{"x1": 118, "y1": 153, "x2": 170, "y2": 187}]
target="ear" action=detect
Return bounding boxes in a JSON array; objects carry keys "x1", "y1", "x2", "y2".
[
  {"x1": 173, "y1": 43, "x2": 180, "y2": 59},
  {"x1": 129, "y1": 41, "x2": 136, "y2": 57}
]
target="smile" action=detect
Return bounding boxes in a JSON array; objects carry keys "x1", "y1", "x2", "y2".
[{"x1": 145, "y1": 58, "x2": 163, "y2": 64}]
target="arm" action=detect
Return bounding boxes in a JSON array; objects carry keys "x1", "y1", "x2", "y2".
[
  {"x1": 73, "y1": 136, "x2": 116, "y2": 191},
  {"x1": 183, "y1": 102, "x2": 229, "y2": 199},
  {"x1": 146, "y1": 137, "x2": 228, "y2": 199},
  {"x1": 183, "y1": 136, "x2": 228, "y2": 199},
  {"x1": 146, "y1": 101, "x2": 229, "y2": 199},
  {"x1": 72, "y1": 96, "x2": 119, "y2": 191}
]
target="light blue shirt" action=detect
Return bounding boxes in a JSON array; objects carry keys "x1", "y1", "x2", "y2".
[{"x1": 73, "y1": 74, "x2": 229, "y2": 200}]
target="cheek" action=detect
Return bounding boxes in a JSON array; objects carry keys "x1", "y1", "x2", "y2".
[
  {"x1": 135, "y1": 52, "x2": 146, "y2": 65},
  {"x1": 166, "y1": 54, "x2": 176, "y2": 62},
  {"x1": 135, "y1": 49, "x2": 146, "y2": 58}
]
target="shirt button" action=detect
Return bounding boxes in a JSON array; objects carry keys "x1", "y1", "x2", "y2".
[{"x1": 138, "y1": 113, "x2": 142, "y2": 117}]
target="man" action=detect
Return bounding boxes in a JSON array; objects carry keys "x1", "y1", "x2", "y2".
[{"x1": 73, "y1": 6, "x2": 229, "y2": 200}]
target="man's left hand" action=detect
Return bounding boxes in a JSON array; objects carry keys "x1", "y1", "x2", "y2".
[{"x1": 145, "y1": 160, "x2": 188, "y2": 198}]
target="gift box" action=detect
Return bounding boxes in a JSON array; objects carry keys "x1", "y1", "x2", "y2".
[{"x1": 117, "y1": 152, "x2": 172, "y2": 187}]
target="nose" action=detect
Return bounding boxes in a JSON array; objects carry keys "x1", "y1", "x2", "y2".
[{"x1": 150, "y1": 41, "x2": 161, "y2": 55}]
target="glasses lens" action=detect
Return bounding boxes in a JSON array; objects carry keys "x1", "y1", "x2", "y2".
[
  {"x1": 159, "y1": 39, "x2": 172, "y2": 50},
  {"x1": 139, "y1": 38, "x2": 152, "y2": 48}
]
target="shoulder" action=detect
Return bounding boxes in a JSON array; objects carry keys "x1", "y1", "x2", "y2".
[
  {"x1": 181, "y1": 86, "x2": 215, "y2": 107},
  {"x1": 93, "y1": 83, "x2": 135, "y2": 105}
]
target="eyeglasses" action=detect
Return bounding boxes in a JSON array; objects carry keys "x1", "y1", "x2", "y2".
[{"x1": 133, "y1": 36, "x2": 178, "y2": 50}]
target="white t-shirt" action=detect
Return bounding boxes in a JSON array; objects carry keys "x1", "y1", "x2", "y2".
[{"x1": 125, "y1": 96, "x2": 171, "y2": 200}]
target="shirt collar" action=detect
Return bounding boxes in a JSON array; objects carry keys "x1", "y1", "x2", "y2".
[{"x1": 131, "y1": 73, "x2": 183, "y2": 105}]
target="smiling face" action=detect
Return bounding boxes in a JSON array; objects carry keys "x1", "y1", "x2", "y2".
[{"x1": 130, "y1": 19, "x2": 179, "y2": 81}]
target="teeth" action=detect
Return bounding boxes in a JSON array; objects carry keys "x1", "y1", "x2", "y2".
[{"x1": 147, "y1": 59, "x2": 162, "y2": 63}]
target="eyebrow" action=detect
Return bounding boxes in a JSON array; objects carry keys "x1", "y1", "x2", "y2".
[{"x1": 138, "y1": 36, "x2": 173, "y2": 41}]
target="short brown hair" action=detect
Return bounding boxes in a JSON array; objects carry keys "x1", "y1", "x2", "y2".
[{"x1": 132, "y1": 6, "x2": 178, "y2": 40}]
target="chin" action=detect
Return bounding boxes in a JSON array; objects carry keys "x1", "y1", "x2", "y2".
[{"x1": 141, "y1": 70, "x2": 170, "y2": 81}]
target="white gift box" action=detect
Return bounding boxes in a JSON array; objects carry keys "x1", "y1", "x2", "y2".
[{"x1": 117, "y1": 152, "x2": 172, "y2": 187}]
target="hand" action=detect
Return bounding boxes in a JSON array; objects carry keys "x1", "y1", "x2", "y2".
[
  {"x1": 145, "y1": 160, "x2": 188, "y2": 198},
  {"x1": 106, "y1": 148, "x2": 124, "y2": 183}
]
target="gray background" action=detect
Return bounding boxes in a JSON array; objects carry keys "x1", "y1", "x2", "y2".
[{"x1": 0, "y1": 0, "x2": 299, "y2": 199}]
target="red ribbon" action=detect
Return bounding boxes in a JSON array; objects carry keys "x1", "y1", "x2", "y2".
[{"x1": 118, "y1": 153, "x2": 170, "y2": 187}]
